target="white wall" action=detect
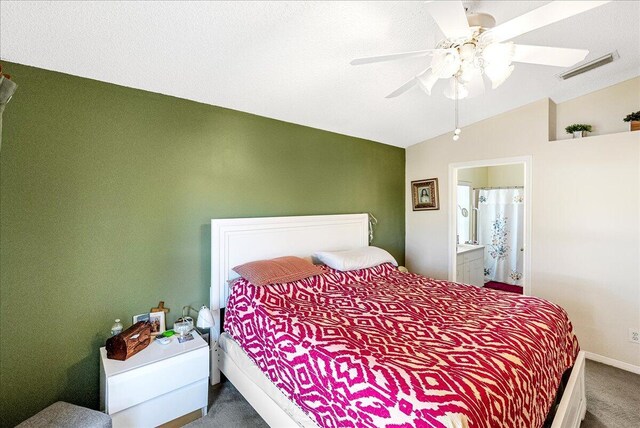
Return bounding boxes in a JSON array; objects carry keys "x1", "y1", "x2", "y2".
[{"x1": 406, "y1": 81, "x2": 640, "y2": 368}]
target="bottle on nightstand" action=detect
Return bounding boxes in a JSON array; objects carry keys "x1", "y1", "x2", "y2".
[{"x1": 110, "y1": 319, "x2": 123, "y2": 336}]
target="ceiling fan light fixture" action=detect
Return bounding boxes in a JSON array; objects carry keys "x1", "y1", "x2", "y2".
[
  {"x1": 458, "y1": 62, "x2": 480, "y2": 83},
  {"x1": 481, "y1": 42, "x2": 515, "y2": 65},
  {"x1": 444, "y1": 78, "x2": 469, "y2": 100},
  {"x1": 431, "y1": 50, "x2": 461, "y2": 78},
  {"x1": 485, "y1": 64, "x2": 514, "y2": 89},
  {"x1": 458, "y1": 43, "x2": 476, "y2": 62},
  {"x1": 481, "y1": 42, "x2": 515, "y2": 89}
]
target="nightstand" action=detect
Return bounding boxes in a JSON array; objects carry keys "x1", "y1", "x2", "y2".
[{"x1": 100, "y1": 332, "x2": 209, "y2": 428}]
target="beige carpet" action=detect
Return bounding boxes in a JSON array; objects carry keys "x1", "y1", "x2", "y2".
[
  {"x1": 581, "y1": 360, "x2": 640, "y2": 427},
  {"x1": 186, "y1": 359, "x2": 640, "y2": 427},
  {"x1": 184, "y1": 381, "x2": 267, "y2": 428}
]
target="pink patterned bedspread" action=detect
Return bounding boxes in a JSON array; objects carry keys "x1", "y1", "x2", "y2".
[{"x1": 224, "y1": 263, "x2": 579, "y2": 428}]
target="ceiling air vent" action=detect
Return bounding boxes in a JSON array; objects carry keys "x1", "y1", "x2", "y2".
[{"x1": 557, "y1": 51, "x2": 619, "y2": 80}]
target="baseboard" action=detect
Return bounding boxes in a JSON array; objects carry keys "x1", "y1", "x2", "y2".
[{"x1": 584, "y1": 351, "x2": 640, "y2": 375}]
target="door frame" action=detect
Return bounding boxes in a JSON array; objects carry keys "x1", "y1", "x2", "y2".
[{"x1": 448, "y1": 156, "x2": 532, "y2": 296}]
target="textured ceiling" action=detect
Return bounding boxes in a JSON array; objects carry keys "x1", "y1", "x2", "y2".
[{"x1": 1, "y1": 1, "x2": 639, "y2": 147}]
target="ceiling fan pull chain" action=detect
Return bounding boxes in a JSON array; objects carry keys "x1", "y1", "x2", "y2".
[{"x1": 453, "y1": 78, "x2": 461, "y2": 141}]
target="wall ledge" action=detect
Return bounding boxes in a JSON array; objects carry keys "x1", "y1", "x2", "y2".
[{"x1": 549, "y1": 130, "x2": 639, "y2": 143}]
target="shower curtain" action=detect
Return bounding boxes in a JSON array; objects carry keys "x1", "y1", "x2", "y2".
[{"x1": 477, "y1": 188, "x2": 524, "y2": 286}]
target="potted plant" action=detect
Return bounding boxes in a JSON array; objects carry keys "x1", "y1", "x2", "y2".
[
  {"x1": 565, "y1": 124, "x2": 593, "y2": 138},
  {"x1": 623, "y1": 111, "x2": 640, "y2": 132}
]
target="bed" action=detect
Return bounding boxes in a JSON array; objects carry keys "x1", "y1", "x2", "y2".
[{"x1": 210, "y1": 214, "x2": 586, "y2": 428}]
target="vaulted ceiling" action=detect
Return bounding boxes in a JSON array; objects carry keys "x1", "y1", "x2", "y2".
[{"x1": 1, "y1": 1, "x2": 639, "y2": 147}]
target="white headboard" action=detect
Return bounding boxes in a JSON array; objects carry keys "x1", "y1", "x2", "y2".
[
  {"x1": 210, "y1": 213, "x2": 368, "y2": 311},
  {"x1": 209, "y1": 213, "x2": 369, "y2": 382}
]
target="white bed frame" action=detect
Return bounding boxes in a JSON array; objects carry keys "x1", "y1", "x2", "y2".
[{"x1": 209, "y1": 213, "x2": 586, "y2": 428}]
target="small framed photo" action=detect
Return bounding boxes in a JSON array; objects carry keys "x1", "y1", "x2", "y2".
[
  {"x1": 149, "y1": 311, "x2": 166, "y2": 336},
  {"x1": 411, "y1": 178, "x2": 440, "y2": 211},
  {"x1": 132, "y1": 313, "x2": 150, "y2": 324},
  {"x1": 132, "y1": 312, "x2": 165, "y2": 336}
]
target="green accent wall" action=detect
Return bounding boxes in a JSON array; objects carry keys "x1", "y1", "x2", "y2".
[{"x1": 0, "y1": 62, "x2": 405, "y2": 426}]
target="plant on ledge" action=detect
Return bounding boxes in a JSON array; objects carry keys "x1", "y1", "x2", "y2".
[
  {"x1": 565, "y1": 124, "x2": 593, "y2": 133},
  {"x1": 623, "y1": 111, "x2": 640, "y2": 122},
  {"x1": 624, "y1": 111, "x2": 640, "y2": 132},
  {"x1": 565, "y1": 124, "x2": 593, "y2": 138}
]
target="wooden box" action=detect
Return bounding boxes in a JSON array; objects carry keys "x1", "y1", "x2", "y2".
[{"x1": 106, "y1": 321, "x2": 151, "y2": 361}]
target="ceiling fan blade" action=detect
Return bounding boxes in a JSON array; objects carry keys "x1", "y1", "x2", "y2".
[
  {"x1": 425, "y1": 0, "x2": 471, "y2": 40},
  {"x1": 487, "y1": 1, "x2": 611, "y2": 43},
  {"x1": 385, "y1": 68, "x2": 431, "y2": 98},
  {"x1": 350, "y1": 49, "x2": 440, "y2": 65},
  {"x1": 512, "y1": 44, "x2": 589, "y2": 67},
  {"x1": 385, "y1": 77, "x2": 418, "y2": 99}
]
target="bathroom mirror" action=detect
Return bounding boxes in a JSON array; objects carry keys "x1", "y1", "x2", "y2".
[{"x1": 457, "y1": 182, "x2": 472, "y2": 244}]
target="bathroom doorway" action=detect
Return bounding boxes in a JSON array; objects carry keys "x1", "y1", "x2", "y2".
[{"x1": 448, "y1": 157, "x2": 532, "y2": 295}]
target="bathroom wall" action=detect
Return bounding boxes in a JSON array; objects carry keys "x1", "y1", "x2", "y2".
[
  {"x1": 487, "y1": 164, "x2": 524, "y2": 187},
  {"x1": 457, "y1": 167, "x2": 487, "y2": 188},
  {"x1": 458, "y1": 164, "x2": 524, "y2": 188}
]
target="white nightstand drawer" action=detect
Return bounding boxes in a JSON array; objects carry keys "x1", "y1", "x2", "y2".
[
  {"x1": 111, "y1": 378, "x2": 208, "y2": 428},
  {"x1": 107, "y1": 346, "x2": 208, "y2": 414}
]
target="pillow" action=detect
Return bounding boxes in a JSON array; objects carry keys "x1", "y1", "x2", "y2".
[
  {"x1": 232, "y1": 256, "x2": 323, "y2": 286},
  {"x1": 314, "y1": 246, "x2": 397, "y2": 272}
]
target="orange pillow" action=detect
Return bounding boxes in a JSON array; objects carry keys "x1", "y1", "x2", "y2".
[{"x1": 233, "y1": 256, "x2": 323, "y2": 286}]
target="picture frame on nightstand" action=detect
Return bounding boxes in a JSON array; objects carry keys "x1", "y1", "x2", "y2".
[
  {"x1": 149, "y1": 311, "x2": 165, "y2": 336},
  {"x1": 132, "y1": 313, "x2": 150, "y2": 324},
  {"x1": 132, "y1": 312, "x2": 166, "y2": 336}
]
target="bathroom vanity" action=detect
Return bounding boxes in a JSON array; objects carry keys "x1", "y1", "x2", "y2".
[{"x1": 456, "y1": 244, "x2": 485, "y2": 287}]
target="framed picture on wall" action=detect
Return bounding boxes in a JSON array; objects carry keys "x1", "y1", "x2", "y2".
[{"x1": 411, "y1": 178, "x2": 440, "y2": 211}]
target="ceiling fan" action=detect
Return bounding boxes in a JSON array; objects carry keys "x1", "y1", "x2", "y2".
[{"x1": 351, "y1": 1, "x2": 611, "y2": 102}]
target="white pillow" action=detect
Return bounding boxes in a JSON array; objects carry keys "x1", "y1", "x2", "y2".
[{"x1": 314, "y1": 246, "x2": 398, "y2": 272}]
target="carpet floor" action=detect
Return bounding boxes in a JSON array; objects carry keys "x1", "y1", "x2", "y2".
[
  {"x1": 186, "y1": 360, "x2": 640, "y2": 427},
  {"x1": 581, "y1": 360, "x2": 640, "y2": 427}
]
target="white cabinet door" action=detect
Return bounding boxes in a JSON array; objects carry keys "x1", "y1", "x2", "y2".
[
  {"x1": 457, "y1": 262, "x2": 470, "y2": 283},
  {"x1": 469, "y1": 258, "x2": 484, "y2": 287},
  {"x1": 457, "y1": 247, "x2": 485, "y2": 286}
]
